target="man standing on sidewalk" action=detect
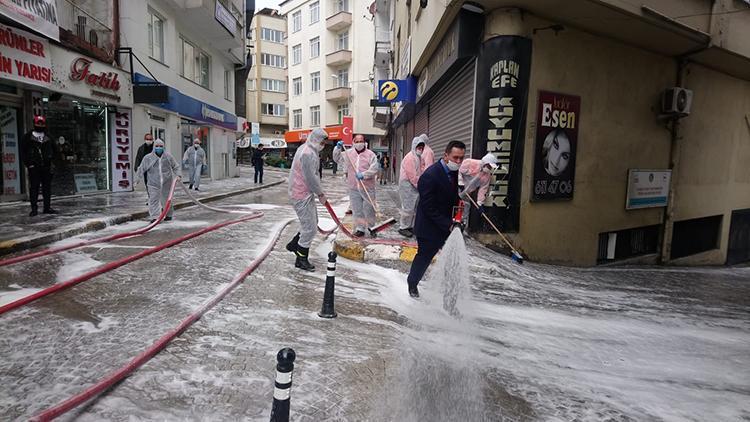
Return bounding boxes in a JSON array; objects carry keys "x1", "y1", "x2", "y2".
[
  {"x1": 252, "y1": 143, "x2": 266, "y2": 184},
  {"x1": 20, "y1": 116, "x2": 57, "y2": 217},
  {"x1": 285, "y1": 128, "x2": 328, "y2": 271},
  {"x1": 406, "y1": 140, "x2": 465, "y2": 298},
  {"x1": 135, "y1": 133, "x2": 154, "y2": 173},
  {"x1": 137, "y1": 139, "x2": 181, "y2": 222},
  {"x1": 183, "y1": 138, "x2": 206, "y2": 191}
]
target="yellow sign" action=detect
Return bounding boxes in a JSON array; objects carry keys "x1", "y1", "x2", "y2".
[{"x1": 380, "y1": 81, "x2": 399, "y2": 101}]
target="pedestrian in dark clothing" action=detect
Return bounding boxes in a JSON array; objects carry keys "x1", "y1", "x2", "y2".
[
  {"x1": 135, "y1": 133, "x2": 154, "y2": 196},
  {"x1": 406, "y1": 140, "x2": 466, "y2": 298},
  {"x1": 20, "y1": 115, "x2": 58, "y2": 216},
  {"x1": 318, "y1": 158, "x2": 323, "y2": 179},
  {"x1": 252, "y1": 144, "x2": 265, "y2": 184}
]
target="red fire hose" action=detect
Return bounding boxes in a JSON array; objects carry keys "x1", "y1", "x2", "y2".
[
  {"x1": 29, "y1": 219, "x2": 294, "y2": 422},
  {"x1": 0, "y1": 178, "x2": 182, "y2": 268},
  {"x1": 321, "y1": 201, "x2": 416, "y2": 247},
  {"x1": 0, "y1": 211, "x2": 263, "y2": 316}
]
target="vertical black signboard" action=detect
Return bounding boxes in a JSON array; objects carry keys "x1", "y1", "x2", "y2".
[{"x1": 470, "y1": 36, "x2": 532, "y2": 233}]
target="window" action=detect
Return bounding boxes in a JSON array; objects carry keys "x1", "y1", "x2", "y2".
[
  {"x1": 293, "y1": 109, "x2": 302, "y2": 129},
  {"x1": 335, "y1": 0, "x2": 349, "y2": 13},
  {"x1": 292, "y1": 11, "x2": 302, "y2": 32},
  {"x1": 247, "y1": 78, "x2": 255, "y2": 90},
  {"x1": 261, "y1": 103, "x2": 286, "y2": 116},
  {"x1": 147, "y1": 11, "x2": 164, "y2": 62},
  {"x1": 671, "y1": 215, "x2": 723, "y2": 259},
  {"x1": 260, "y1": 53, "x2": 286, "y2": 68},
  {"x1": 261, "y1": 78, "x2": 286, "y2": 92},
  {"x1": 292, "y1": 77, "x2": 302, "y2": 96},
  {"x1": 337, "y1": 31, "x2": 349, "y2": 50},
  {"x1": 310, "y1": 71, "x2": 320, "y2": 92},
  {"x1": 309, "y1": 1, "x2": 319, "y2": 23},
  {"x1": 310, "y1": 105, "x2": 320, "y2": 126},
  {"x1": 261, "y1": 28, "x2": 284, "y2": 43},
  {"x1": 224, "y1": 69, "x2": 231, "y2": 100},
  {"x1": 337, "y1": 102, "x2": 349, "y2": 123},
  {"x1": 181, "y1": 38, "x2": 210, "y2": 88},
  {"x1": 292, "y1": 44, "x2": 302, "y2": 65},
  {"x1": 335, "y1": 68, "x2": 349, "y2": 87},
  {"x1": 310, "y1": 37, "x2": 320, "y2": 58}
]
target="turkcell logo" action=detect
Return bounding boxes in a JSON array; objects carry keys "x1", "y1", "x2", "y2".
[{"x1": 378, "y1": 79, "x2": 412, "y2": 102}]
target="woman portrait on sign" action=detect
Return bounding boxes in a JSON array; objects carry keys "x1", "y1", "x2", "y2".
[{"x1": 541, "y1": 129, "x2": 571, "y2": 177}]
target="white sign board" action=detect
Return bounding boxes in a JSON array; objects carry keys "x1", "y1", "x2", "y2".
[
  {"x1": 625, "y1": 169, "x2": 671, "y2": 210},
  {"x1": 0, "y1": 0, "x2": 59, "y2": 41},
  {"x1": 110, "y1": 109, "x2": 133, "y2": 192},
  {"x1": 0, "y1": 106, "x2": 20, "y2": 194},
  {"x1": 215, "y1": 0, "x2": 237, "y2": 34},
  {"x1": 0, "y1": 23, "x2": 53, "y2": 89},
  {"x1": 74, "y1": 174, "x2": 99, "y2": 193}
]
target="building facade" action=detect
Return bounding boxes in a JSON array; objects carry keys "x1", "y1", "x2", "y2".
[
  {"x1": 245, "y1": 8, "x2": 288, "y2": 155},
  {"x1": 0, "y1": 0, "x2": 134, "y2": 200},
  {"x1": 280, "y1": 0, "x2": 384, "y2": 154},
  {"x1": 119, "y1": 0, "x2": 246, "y2": 182},
  {"x1": 382, "y1": 0, "x2": 750, "y2": 266}
]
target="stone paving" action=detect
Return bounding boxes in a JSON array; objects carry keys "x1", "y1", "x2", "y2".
[{"x1": 1, "y1": 173, "x2": 749, "y2": 421}]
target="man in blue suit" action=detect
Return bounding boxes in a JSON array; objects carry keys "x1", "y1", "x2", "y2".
[{"x1": 406, "y1": 140, "x2": 466, "y2": 297}]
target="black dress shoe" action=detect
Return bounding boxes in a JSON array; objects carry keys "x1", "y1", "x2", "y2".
[
  {"x1": 408, "y1": 285, "x2": 420, "y2": 298},
  {"x1": 398, "y1": 228, "x2": 413, "y2": 238},
  {"x1": 43, "y1": 208, "x2": 58, "y2": 214},
  {"x1": 29, "y1": 210, "x2": 38, "y2": 217},
  {"x1": 353, "y1": 230, "x2": 365, "y2": 237}
]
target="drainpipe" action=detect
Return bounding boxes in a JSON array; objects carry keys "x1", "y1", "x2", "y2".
[{"x1": 113, "y1": 0, "x2": 120, "y2": 66}]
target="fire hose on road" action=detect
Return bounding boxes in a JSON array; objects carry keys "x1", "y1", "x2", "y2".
[
  {"x1": 29, "y1": 218, "x2": 295, "y2": 422},
  {"x1": 320, "y1": 201, "x2": 417, "y2": 248}
]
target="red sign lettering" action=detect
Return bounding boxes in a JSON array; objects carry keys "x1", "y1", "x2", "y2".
[{"x1": 70, "y1": 57, "x2": 121, "y2": 92}]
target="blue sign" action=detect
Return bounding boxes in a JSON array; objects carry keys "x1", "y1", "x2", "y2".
[
  {"x1": 378, "y1": 77, "x2": 416, "y2": 103},
  {"x1": 134, "y1": 73, "x2": 237, "y2": 130}
]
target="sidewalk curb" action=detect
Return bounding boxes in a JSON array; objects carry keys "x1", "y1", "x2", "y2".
[
  {"x1": 0, "y1": 180, "x2": 284, "y2": 257},
  {"x1": 332, "y1": 232, "x2": 419, "y2": 263}
]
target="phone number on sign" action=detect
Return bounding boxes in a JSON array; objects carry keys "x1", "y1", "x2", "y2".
[{"x1": 534, "y1": 180, "x2": 573, "y2": 196}]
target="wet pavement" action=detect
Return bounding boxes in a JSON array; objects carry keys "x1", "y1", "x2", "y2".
[{"x1": 1, "y1": 172, "x2": 749, "y2": 421}]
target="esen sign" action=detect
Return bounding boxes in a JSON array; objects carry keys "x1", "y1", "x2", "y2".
[{"x1": 110, "y1": 109, "x2": 133, "y2": 192}]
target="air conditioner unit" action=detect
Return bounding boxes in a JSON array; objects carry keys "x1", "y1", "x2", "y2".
[{"x1": 662, "y1": 87, "x2": 693, "y2": 116}]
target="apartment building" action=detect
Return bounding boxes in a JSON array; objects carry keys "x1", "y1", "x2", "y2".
[
  {"x1": 120, "y1": 0, "x2": 246, "y2": 181},
  {"x1": 246, "y1": 8, "x2": 288, "y2": 153},
  {"x1": 381, "y1": 0, "x2": 750, "y2": 266},
  {"x1": 280, "y1": 0, "x2": 384, "y2": 153}
]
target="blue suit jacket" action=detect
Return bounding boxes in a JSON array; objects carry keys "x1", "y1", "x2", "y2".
[{"x1": 414, "y1": 161, "x2": 460, "y2": 242}]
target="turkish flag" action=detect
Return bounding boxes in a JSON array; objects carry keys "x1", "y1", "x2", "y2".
[{"x1": 342, "y1": 116, "x2": 353, "y2": 145}]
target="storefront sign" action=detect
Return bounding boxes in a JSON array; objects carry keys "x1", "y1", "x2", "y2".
[
  {"x1": 0, "y1": 23, "x2": 52, "y2": 89},
  {"x1": 0, "y1": 106, "x2": 20, "y2": 194},
  {"x1": 471, "y1": 36, "x2": 532, "y2": 232},
  {"x1": 531, "y1": 91, "x2": 581, "y2": 201},
  {"x1": 285, "y1": 125, "x2": 345, "y2": 143},
  {"x1": 0, "y1": 0, "x2": 59, "y2": 41},
  {"x1": 74, "y1": 173, "x2": 98, "y2": 193},
  {"x1": 259, "y1": 138, "x2": 287, "y2": 149},
  {"x1": 50, "y1": 46, "x2": 133, "y2": 107},
  {"x1": 110, "y1": 109, "x2": 133, "y2": 192},
  {"x1": 215, "y1": 0, "x2": 237, "y2": 34},
  {"x1": 70, "y1": 57, "x2": 121, "y2": 92},
  {"x1": 626, "y1": 169, "x2": 671, "y2": 209}
]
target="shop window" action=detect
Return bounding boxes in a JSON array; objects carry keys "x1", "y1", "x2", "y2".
[
  {"x1": 0, "y1": 106, "x2": 23, "y2": 195},
  {"x1": 147, "y1": 10, "x2": 165, "y2": 63},
  {"x1": 182, "y1": 122, "x2": 210, "y2": 176},
  {"x1": 671, "y1": 215, "x2": 722, "y2": 259},
  {"x1": 597, "y1": 225, "x2": 660, "y2": 264}
]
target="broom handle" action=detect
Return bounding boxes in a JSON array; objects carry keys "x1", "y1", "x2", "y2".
[
  {"x1": 466, "y1": 195, "x2": 521, "y2": 256},
  {"x1": 340, "y1": 146, "x2": 381, "y2": 215}
]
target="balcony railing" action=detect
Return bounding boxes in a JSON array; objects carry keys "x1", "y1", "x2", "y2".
[
  {"x1": 326, "y1": 86, "x2": 351, "y2": 101},
  {"x1": 326, "y1": 11, "x2": 352, "y2": 31},
  {"x1": 58, "y1": 0, "x2": 114, "y2": 63}
]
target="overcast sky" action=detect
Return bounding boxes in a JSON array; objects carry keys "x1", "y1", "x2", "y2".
[{"x1": 254, "y1": 0, "x2": 283, "y2": 11}]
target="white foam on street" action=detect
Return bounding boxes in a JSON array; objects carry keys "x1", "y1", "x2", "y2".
[
  {"x1": 231, "y1": 203, "x2": 280, "y2": 210},
  {"x1": 56, "y1": 251, "x2": 102, "y2": 282},
  {"x1": 0, "y1": 287, "x2": 42, "y2": 307}
]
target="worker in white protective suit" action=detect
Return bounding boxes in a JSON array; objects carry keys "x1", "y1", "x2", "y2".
[
  {"x1": 183, "y1": 138, "x2": 206, "y2": 191},
  {"x1": 397, "y1": 136, "x2": 431, "y2": 237},
  {"x1": 458, "y1": 152, "x2": 500, "y2": 224},
  {"x1": 333, "y1": 134, "x2": 379, "y2": 237},
  {"x1": 136, "y1": 139, "x2": 181, "y2": 222},
  {"x1": 285, "y1": 128, "x2": 329, "y2": 271}
]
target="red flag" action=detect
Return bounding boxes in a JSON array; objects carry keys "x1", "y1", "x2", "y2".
[{"x1": 342, "y1": 116, "x2": 353, "y2": 145}]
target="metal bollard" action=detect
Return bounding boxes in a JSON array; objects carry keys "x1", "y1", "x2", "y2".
[
  {"x1": 318, "y1": 251, "x2": 338, "y2": 318},
  {"x1": 270, "y1": 347, "x2": 296, "y2": 422}
]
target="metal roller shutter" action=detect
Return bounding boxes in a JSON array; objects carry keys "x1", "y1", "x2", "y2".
[
  {"x1": 414, "y1": 105, "x2": 428, "y2": 138},
  {"x1": 426, "y1": 60, "x2": 476, "y2": 155}
]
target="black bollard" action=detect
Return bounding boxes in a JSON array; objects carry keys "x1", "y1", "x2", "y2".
[
  {"x1": 270, "y1": 347, "x2": 296, "y2": 422},
  {"x1": 318, "y1": 251, "x2": 338, "y2": 318}
]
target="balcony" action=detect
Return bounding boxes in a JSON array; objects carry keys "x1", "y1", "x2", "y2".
[
  {"x1": 326, "y1": 11, "x2": 352, "y2": 31},
  {"x1": 326, "y1": 86, "x2": 351, "y2": 101},
  {"x1": 326, "y1": 49, "x2": 352, "y2": 66},
  {"x1": 58, "y1": 0, "x2": 114, "y2": 63},
  {"x1": 173, "y1": 0, "x2": 245, "y2": 57}
]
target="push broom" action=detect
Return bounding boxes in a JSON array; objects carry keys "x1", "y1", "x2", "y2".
[
  {"x1": 339, "y1": 146, "x2": 396, "y2": 235},
  {"x1": 465, "y1": 195, "x2": 525, "y2": 264}
]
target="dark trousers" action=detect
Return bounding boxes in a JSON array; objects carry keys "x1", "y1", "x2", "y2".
[
  {"x1": 28, "y1": 166, "x2": 52, "y2": 211},
  {"x1": 254, "y1": 165, "x2": 263, "y2": 183},
  {"x1": 406, "y1": 236, "x2": 445, "y2": 287}
]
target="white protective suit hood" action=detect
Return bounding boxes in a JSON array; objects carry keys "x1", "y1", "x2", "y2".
[{"x1": 307, "y1": 128, "x2": 327, "y2": 152}]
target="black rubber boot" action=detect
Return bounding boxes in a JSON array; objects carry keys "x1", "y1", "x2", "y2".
[
  {"x1": 408, "y1": 284, "x2": 420, "y2": 298},
  {"x1": 295, "y1": 246, "x2": 315, "y2": 271},
  {"x1": 286, "y1": 232, "x2": 300, "y2": 253}
]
